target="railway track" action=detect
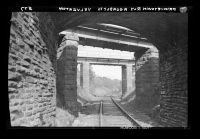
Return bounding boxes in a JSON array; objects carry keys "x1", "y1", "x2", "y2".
[{"x1": 98, "y1": 97, "x2": 142, "y2": 127}]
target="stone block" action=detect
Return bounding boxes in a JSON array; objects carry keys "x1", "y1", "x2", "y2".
[
  {"x1": 25, "y1": 111, "x2": 33, "y2": 117},
  {"x1": 8, "y1": 71, "x2": 22, "y2": 81},
  {"x1": 10, "y1": 110, "x2": 24, "y2": 120}
]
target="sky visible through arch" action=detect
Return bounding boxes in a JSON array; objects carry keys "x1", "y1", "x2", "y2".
[
  {"x1": 91, "y1": 65, "x2": 122, "y2": 80},
  {"x1": 78, "y1": 45, "x2": 134, "y2": 80}
]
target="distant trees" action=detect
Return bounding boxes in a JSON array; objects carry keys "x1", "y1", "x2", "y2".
[
  {"x1": 90, "y1": 67, "x2": 121, "y2": 95},
  {"x1": 77, "y1": 65, "x2": 122, "y2": 97}
]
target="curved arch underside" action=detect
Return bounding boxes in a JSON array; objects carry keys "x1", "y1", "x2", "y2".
[{"x1": 49, "y1": 12, "x2": 188, "y2": 52}]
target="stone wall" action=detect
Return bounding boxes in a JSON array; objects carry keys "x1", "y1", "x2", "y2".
[
  {"x1": 135, "y1": 48, "x2": 160, "y2": 113},
  {"x1": 159, "y1": 45, "x2": 188, "y2": 127},
  {"x1": 8, "y1": 12, "x2": 56, "y2": 126},
  {"x1": 8, "y1": 12, "x2": 188, "y2": 127},
  {"x1": 121, "y1": 64, "x2": 135, "y2": 97},
  {"x1": 121, "y1": 65, "x2": 127, "y2": 95},
  {"x1": 56, "y1": 34, "x2": 79, "y2": 117}
]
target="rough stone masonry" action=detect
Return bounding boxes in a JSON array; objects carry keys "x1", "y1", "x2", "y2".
[
  {"x1": 56, "y1": 33, "x2": 79, "y2": 117},
  {"x1": 8, "y1": 12, "x2": 57, "y2": 126},
  {"x1": 159, "y1": 44, "x2": 188, "y2": 127},
  {"x1": 8, "y1": 12, "x2": 188, "y2": 127},
  {"x1": 135, "y1": 48, "x2": 160, "y2": 113}
]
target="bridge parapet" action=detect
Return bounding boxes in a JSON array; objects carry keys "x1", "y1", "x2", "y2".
[{"x1": 78, "y1": 57, "x2": 135, "y2": 66}]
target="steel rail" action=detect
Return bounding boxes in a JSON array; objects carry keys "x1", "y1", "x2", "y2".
[
  {"x1": 99, "y1": 101, "x2": 103, "y2": 127},
  {"x1": 111, "y1": 97, "x2": 142, "y2": 128}
]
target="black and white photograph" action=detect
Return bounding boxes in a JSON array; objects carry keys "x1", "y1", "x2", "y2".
[{"x1": 7, "y1": 6, "x2": 188, "y2": 128}]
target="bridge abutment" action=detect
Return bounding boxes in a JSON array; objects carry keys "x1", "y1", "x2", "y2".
[
  {"x1": 8, "y1": 12, "x2": 57, "y2": 126},
  {"x1": 122, "y1": 64, "x2": 135, "y2": 97},
  {"x1": 80, "y1": 61, "x2": 90, "y2": 95},
  {"x1": 57, "y1": 32, "x2": 79, "y2": 117},
  {"x1": 134, "y1": 48, "x2": 160, "y2": 114}
]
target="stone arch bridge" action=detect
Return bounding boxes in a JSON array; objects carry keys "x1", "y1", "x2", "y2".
[{"x1": 8, "y1": 12, "x2": 187, "y2": 127}]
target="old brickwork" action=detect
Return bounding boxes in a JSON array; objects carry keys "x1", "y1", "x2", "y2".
[
  {"x1": 8, "y1": 12, "x2": 57, "y2": 126},
  {"x1": 8, "y1": 12, "x2": 188, "y2": 127},
  {"x1": 159, "y1": 45, "x2": 188, "y2": 127},
  {"x1": 135, "y1": 49, "x2": 160, "y2": 113},
  {"x1": 57, "y1": 35, "x2": 79, "y2": 117}
]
